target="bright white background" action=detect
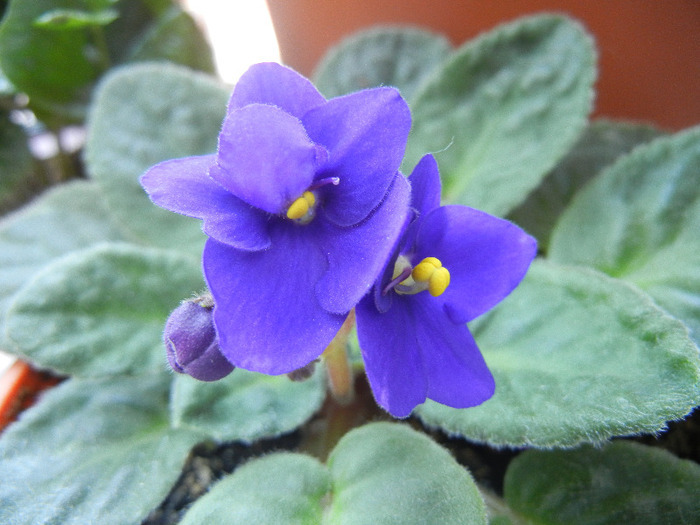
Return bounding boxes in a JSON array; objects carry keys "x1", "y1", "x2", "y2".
[{"x1": 0, "y1": 1, "x2": 280, "y2": 376}]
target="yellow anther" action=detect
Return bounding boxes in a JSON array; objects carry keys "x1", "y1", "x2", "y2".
[
  {"x1": 286, "y1": 191, "x2": 316, "y2": 220},
  {"x1": 412, "y1": 257, "x2": 443, "y2": 282},
  {"x1": 428, "y1": 267, "x2": 450, "y2": 297}
]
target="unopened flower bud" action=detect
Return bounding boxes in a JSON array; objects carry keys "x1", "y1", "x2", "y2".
[{"x1": 163, "y1": 297, "x2": 234, "y2": 381}]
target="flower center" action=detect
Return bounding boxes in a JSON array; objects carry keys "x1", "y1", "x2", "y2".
[
  {"x1": 285, "y1": 176, "x2": 340, "y2": 225},
  {"x1": 383, "y1": 256, "x2": 450, "y2": 297}
]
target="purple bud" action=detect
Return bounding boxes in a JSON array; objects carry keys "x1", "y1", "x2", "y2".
[{"x1": 163, "y1": 298, "x2": 234, "y2": 381}]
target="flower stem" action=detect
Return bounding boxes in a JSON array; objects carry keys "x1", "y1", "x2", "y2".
[{"x1": 322, "y1": 310, "x2": 355, "y2": 405}]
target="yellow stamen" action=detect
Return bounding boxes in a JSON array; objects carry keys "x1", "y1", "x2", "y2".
[
  {"x1": 286, "y1": 191, "x2": 316, "y2": 220},
  {"x1": 411, "y1": 257, "x2": 450, "y2": 296}
]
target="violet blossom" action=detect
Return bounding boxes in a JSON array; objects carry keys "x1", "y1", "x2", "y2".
[
  {"x1": 141, "y1": 63, "x2": 410, "y2": 375},
  {"x1": 356, "y1": 155, "x2": 537, "y2": 418}
]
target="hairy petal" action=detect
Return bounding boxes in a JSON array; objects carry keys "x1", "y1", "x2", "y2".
[
  {"x1": 414, "y1": 206, "x2": 537, "y2": 323},
  {"x1": 228, "y1": 62, "x2": 326, "y2": 118},
  {"x1": 356, "y1": 295, "x2": 427, "y2": 418},
  {"x1": 203, "y1": 229, "x2": 345, "y2": 375},
  {"x1": 408, "y1": 154, "x2": 442, "y2": 218},
  {"x1": 140, "y1": 155, "x2": 270, "y2": 250},
  {"x1": 213, "y1": 104, "x2": 328, "y2": 214},
  {"x1": 316, "y1": 174, "x2": 411, "y2": 314},
  {"x1": 303, "y1": 87, "x2": 411, "y2": 227}
]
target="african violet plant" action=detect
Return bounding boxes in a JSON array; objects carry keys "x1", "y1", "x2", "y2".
[{"x1": 0, "y1": 3, "x2": 699, "y2": 523}]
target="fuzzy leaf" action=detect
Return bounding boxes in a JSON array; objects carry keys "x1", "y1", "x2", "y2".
[
  {"x1": 0, "y1": 374, "x2": 205, "y2": 525},
  {"x1": 504, "y1": 441, "x2": 700, "y2": 524},
  {"x1": 171, "y1": 368, "x2": 326, "y2": 443},
  {"x1": 416, "y1": 260, "x2": 700, "y2": 447},
  {"x1": 404, "y1": 15, "x2": 595, "y2": 216},
  {"x1": 313, "y1": 26, "x2": 451, "y2": 101},
  {"x1": 0, "y1": 181, "x2": 122, "y2": 343},
  {"x1": 4, "y1": 243, "x2": 203, "y2": 376},
  {"x1": 549, "y1": 127, "x2": 700, "y2": 344},
  {"x1": 84, "y1": 62, "x2": 228, "y2": 254},
  {"x1": 509, "y1": 120, "x2": 665, "y2": 250},
  {"x1": 180, "y1": 422, "x2": 487, "y2": 525}
]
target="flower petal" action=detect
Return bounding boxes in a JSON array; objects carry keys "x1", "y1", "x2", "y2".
[
  {"x1": 315, "y1": 173, "x2": 411, "y2": 315},
  {"x1": 411, "y1": 294, "x2": 495, "y2": 408},
  {"x1": 356, "y1": 295, "x2": 427, "y2": 418},
  {"x1": 303, "y1": 87, "x2": 411, "y2": 227},
  {"x1": 203, "y1": 230, "x2": 345, "y2": 375},
  {"x1": 213, "y1": 103, "x2": 328, "y2": 214},
  {"x1": 408, "y1": 154, "x2": 442, "y2": 217},
  {"x1": 140, "y1": 155, "x2": 270, "y2": 251},
  {"x1": 414, "y1": 206, "x2": 537, "y2": 323},
  {"x1": 228, "y1": 62, "x2": 326, "y2": 118}
]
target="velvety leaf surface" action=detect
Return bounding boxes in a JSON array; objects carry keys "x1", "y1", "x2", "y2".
[
  {"x1": 84, "y1": 62, "x2": 228, "y2": 254},
  {"x1": 404, "y1": 15, "x2": 595, "y2": 216},
  {"x1": 180, "y1": 422, "x2": 487, "y2": 525},
  {"x1": 313, "y1": 26, "x2": 451, "y2": 101},
  {"x1": 4, "y1": 242, "x2": 203, "y2": 376},
  {"x1": 504, "y1": 441, "x2": 700, "y2": 524},
  {"x1": 171, "y1": 368, "x2": 326, "y2": 442},
  {"x1": 509, "y1": 120, "x2": 665, "y2": 250},
  {"x1": 549, "y1": 127, "x2": 700, "y2": 344},
  {"x1": 0, "y1": 374, "x2": 205, "y2": 525},
  {"x1": 0, "y1": 181, "x2": 122, "y2": 343},
  {"x1": 416, "y1": 260, "x2": 700, "y2": 447}
]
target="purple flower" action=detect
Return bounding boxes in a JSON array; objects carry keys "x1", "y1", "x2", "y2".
[
  {"x1": 141, "y1": 63, "x2": 411, "y2": 375},
  {"x1": 356, "y1": 155, "x2": 537, "y2": 418},
  {"x1": 164, "y1": 296, "x2": 234, "y2": 381}
]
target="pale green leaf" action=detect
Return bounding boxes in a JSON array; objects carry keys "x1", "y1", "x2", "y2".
[
  {"x1": 509, "y1": 120, "x2": 665, "y2": 250},
  {"x1": 181, "y1": 422, "x2": 487, "y2": 525},
  {"x1": 405, "y1": 15, "x2": 596, "y2": 216},
  {"x1": 84, "y1": 62, "x2": 229, "y2": 254},
  {"x1": 549, "y1": 127, "x2": 700, "y2": 344},
  {"x1": 171, "y1": 368, "x2": 326, "y2": 442},
  {"x1": 33, "y1": 8, "x2": 118, "y2": 29},
  {"x1": 504, "y1": 441, "x2": 700, "y2": 524},
  {"x1": 416, "y1": 260, "x2": 700, "y2": 448},
  {"x1": 313, "y1": 26, "x2": 451, "y2": 101},
  {"x1": 0, "y1": 374, "x2": 205, "y2": 525},
  {"x1": 4, "y1": 242, "x2": 203, "y2": 376},
  {"x1": 0, "y1": 181, "x2": 122, "y2": 342}
]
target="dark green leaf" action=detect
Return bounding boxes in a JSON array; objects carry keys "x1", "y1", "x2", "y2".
[
  {"x1": 509, "y1": 120, "x2": 665, "y2": 250},
  {"x1": 549, "y1": 127, "x2": 700, "y2": 344},
  {"x1": 4, "y1": 243, "x2": 203, "y2": 376},
  {"x1": 313, "y1": 26, "x2": 451, "y2": 101},
  {"x1": 0, "y1": 374, "x2": 205, "y2": 525},
  {"x1": 84, "y1": 62, "x2": 229, "y2": 254},
  {"x1": 405, "y1": 15, "x2": 596, "y2": 216},
  {"x1": 416, "y1": 260, "x2": 700, "y2": 447},
  {"x1": 172, "y1": 368, "x2": 326, "y2": 442},
  {"x1": 180, "y1": 422, "x2": 488, "y2": 524},
  {"x1": 505, "y1": 441, "x2": 700, "y2": 524}
]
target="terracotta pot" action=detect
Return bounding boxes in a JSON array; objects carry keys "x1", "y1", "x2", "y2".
[
  {"x1": 266, "y1": 0, "x2": 700, "y2": 131},
  {"x1": 0, "y1": 360, "x2": 63, "y2": 433}
]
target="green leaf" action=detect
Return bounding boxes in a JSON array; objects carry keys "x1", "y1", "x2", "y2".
[
  {"x1": 0, "y1": 110, "x2": 34, "y2": 213},
  {"x1": 404, "y1": 15, "x2": 596, "y2": 216},
  {"x1": 549, "y1": 127, "x2": 700, "y2": 344},
  {"x1": 0, "y1": 181, "x2": 122, "y2": 340},
  {"x1": 416, "y1": 260, "x2": 700, "y2": 448},
  {"x1": 313, "y1": 26, "x2": 451, "y2": 101},
  {"x1": 180, "y1": 422, "x2": 488, "y2": 525},
  {"x1": 509, "y1": 120, "x2": 665, "y2": 250},
  {"x1": 172, "y1": 368, "x2": 326, "y2": 443},
  {"x1": 0, "y1": 374, "x2": 205, "y2": 525},
  {"x1": 34, "y1": 8, "x2": 118, "y2": 29},
  {"x1": 84, "y1": 62, "x2": 229, "y2": 254},
  {"x1": 4, "y1": 242, "x2": 203, "y2": 376},
  {"x1": 125, "y1": 7, "x2": 216, "y2": 74},
  {"x1": 504, "y1": 441, "x2": 700, "y2": 524}
]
